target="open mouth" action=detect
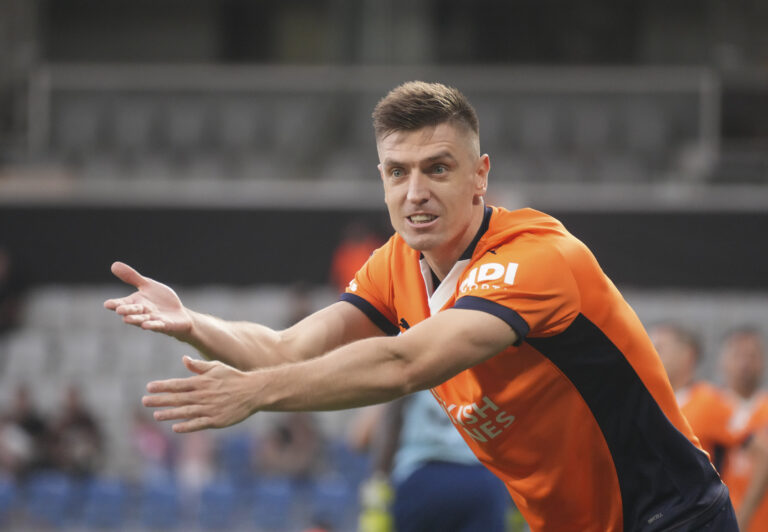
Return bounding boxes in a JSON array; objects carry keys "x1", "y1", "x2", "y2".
[{"x1": 408, "y1": 214, "x2": 438, "y2": 224}]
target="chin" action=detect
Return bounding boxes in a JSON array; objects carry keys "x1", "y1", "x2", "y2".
[{"x1": 399, "y1": 232, "x2": 438, "y2": 252}]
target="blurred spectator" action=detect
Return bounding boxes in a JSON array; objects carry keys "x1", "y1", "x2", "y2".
[
  {"x1": 176, "y1": 430, "x2": 215, "y2": 507},
  {"x1": 329, "y1": 221, "x2": 383, "y2": 293},
  {"x1": 0, "y1": 384, "x2": 50, "y2": 479},
  {"x1": 130, "y1": 407, "x2": 173, "y2": 482},
  {"x1": 650, "y1": 323, "x2": 733, "y2": 466},
  {"x1": 0, "y1": 246, "x2": 25, "y2": 335},
  {"x1": 353, "y1": 391, "x2": 510, "y2": 532},
  {"x1": 256, "y1": 412, "x2": 324, "y2": 482},
  {"x1": 49, "y1": 386, "x2": 104, "y2": 477},
  {"x1": 717, "y1": 328, "x2": 768, "y2": 532}
]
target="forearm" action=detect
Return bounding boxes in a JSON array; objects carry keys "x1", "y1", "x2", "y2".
[
  {"x1": 185, "y1": 311, "x2": 288, "y2": 370},
  {"x1": 253, "y1": 336, "x2": 429, "y2": 412},
  {"x1": 184, "y1": 301, "x2": 381, "y2": 371}
]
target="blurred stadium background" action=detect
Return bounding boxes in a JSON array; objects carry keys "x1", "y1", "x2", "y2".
[{"x1": 0, "y1": 0, "x2": 767, "y2": 530}]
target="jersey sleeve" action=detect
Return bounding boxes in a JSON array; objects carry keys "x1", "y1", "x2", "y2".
[
  {"x1": 339, "y1": 239, "x2": 400, "y2": 336},
  {"x1": 453, "y1": 238, "x2": 580, "y2": 343}
]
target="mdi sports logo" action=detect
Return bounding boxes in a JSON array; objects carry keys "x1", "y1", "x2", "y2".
[{"x1": 459, "y1": 262, "x2": 518, "y2": 293}]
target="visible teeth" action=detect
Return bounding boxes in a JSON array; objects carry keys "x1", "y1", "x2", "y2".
[{"x1": 410, "y1": 214, "x2": 436, "y2": 223}]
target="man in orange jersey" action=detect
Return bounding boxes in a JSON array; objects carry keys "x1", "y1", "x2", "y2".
[
  {"x1": 650, "y1": 323, "x2": 733, "y2": 467},
  {"x1": 105, "y1": 81, "x2": 737, "y2": 531},
  {"x1": 716, "y1": 328, "x2": 768, "y2": 531}
]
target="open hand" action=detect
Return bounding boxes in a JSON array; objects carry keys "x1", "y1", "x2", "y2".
[
  {"x1": 142, "y1": 356, "x2": 259, "y2": 433},
  {"x1": 104, "y1": 262, "x2": 193, "y2": 339}
]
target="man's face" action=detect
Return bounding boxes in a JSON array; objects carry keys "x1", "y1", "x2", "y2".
[
  {"x1": 376, "y1": 123, "x2": 489, "y2": 259},
  {"x1": 721, "y1": 333, "x2": 765, "y2": 396}
]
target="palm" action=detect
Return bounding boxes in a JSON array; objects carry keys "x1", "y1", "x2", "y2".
[
  {"x1": 132, "y1": 282, "x2": 189, "y2": 333},
  {"x1": 105, "y1": 262, "x2": 192, "y2": 337}
]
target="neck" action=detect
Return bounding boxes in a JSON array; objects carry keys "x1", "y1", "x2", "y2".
[{"x1": 423, "y1": 202, "x2": 486, "y2": 280}]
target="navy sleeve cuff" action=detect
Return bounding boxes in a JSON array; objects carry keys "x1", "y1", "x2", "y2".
[
  {"x1": 339, "y1": 293, "x2": 400, "y2": 336},
  {"x1": 453, "y1": 295, "x2": 530, "y2": 346}
]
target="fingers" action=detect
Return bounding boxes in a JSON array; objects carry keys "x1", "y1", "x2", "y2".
[
  {"x1": 152, "y1": 404, "x2": 203, "y2": 421},
  {"x1": 144, "y1": 400, "x2": 215, "y2": 433},
  {"x1": 114, "y1": 303, "x2": 149, "y2": 316},
  {"x1": 143, "y1": 359, "x2": 253, "y2": 433},
  {"x1": 103, "y1": 295, "x2": 140, "y2": 310},
  {"x1": 118, "y1": 313, "x2": 166, "y2": 332},
  {"x1": 172, "y1": 418, "x2": 215, "y2": 433},
  {"x1": 141, "y1": 320, "x2": 167, "y2": 331},
  {"x1": 147, "y1": 377, "x2": 198, "y2": 394},
  {"x1": 183, "y1": 355, "x2": 217, "y2": 375},
  {"x1": 111, "y1": 261, "x2": 149, "y2": 289}
]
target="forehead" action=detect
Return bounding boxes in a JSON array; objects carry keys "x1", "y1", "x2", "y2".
[{"x1": 376, "y1": 123, "x2": 475, "y2": 163}]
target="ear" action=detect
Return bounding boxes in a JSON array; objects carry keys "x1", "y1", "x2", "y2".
[{"x1": 474, "y1": 154, "x2": 490, "y2": 198}]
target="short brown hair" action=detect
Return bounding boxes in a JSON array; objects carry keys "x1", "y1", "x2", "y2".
[{"x1": 372, "y1": 81, "x2": 479, "y2": 140}]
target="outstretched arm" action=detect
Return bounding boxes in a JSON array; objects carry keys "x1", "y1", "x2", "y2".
[
  {"x1": 143, "y1": 307, "x2": 519, "y2": 432},
  {"x1": 104, "y1": 261, "x2": 384, "y2": 371}
]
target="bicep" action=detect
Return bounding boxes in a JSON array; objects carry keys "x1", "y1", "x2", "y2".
[
  {"x1": 394, "y1": 308, "x2": 519, "y2": 390},
  {"x1": 280, "y1": 301, "x2": 388, "y2": 361}
]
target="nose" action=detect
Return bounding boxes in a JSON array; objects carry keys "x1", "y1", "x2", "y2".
[{"x1": 406, "y1": 171, "x2": 430, "y2": 204}]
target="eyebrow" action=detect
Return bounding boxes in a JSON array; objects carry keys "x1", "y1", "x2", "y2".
[{"x1": 382, "y1": 151, "x2": 458, "y2": 168}]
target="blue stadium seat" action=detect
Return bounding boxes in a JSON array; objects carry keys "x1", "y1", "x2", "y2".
[
  {"x1": 81, "y1": 477, "x2": 126, "y2": 529},
  {"x1": 0, "y1": 478, "x2": 16, "y2": 526},
  {"x1": 217, "y1": 432, "x2": 254, "y2": 489},
  {"x1": 309, "y1": 476, "x2": 356, "y2": 531},
  {"x1": 24, "y1": 471, "x2": 78, "y2": 528},
  {"x1": 328, "y1": 440, "x2": 371, "y2": 488},
  {"x1": 197, "y1": 479, "x2": 238, "y2": 529},
  {"x1": 251, "y1": 477, "x2": 297, "y2": 531},
  {"x1": 139, "y1": 477, "x2": 182, "y2": 529}
]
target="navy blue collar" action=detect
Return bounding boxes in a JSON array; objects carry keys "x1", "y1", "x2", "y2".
[
  {"x1": 418, "y1": 205, "x2": 493, "y2": 287},
  {"x1": 459, "y1": 205, "x2": 493, "y2": 261}
]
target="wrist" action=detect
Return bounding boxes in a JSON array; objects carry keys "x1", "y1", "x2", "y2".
[
  {"x1": 245, "y1": 369, "x2": 275, "y2": 413},
  {"x1": 180, "y1": 309, "x2": 207, "y2": 351}
]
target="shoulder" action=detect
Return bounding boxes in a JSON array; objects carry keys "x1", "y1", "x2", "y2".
[
  {"x1": 688, "y1": 382, "x2": 732, "y2": 411},
  {"x1": 461, "y1": 210, "x2": 578, "y2": 292}
]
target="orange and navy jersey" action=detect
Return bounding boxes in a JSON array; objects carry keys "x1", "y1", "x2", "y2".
[
  {"x1": 676, "y1": 382, "x2": 736, "y2": 470},
  {"x1": 719, "y1": 392, "x2": 768, "y2": 532},
  {"x1": 341, "y1": 206, "x2": 727, "y2": 532}
]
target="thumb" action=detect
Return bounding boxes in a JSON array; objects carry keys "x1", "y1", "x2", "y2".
[
  {"x1": 111, "y1": 261, "x2": 149, "y2": 289},
  {"x1": 183, "y1": 355, "x2": 217, "y2": 375}
]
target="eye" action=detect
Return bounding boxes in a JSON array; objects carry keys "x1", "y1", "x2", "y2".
[
  {"x1": 432, "y1": 165, "x2": 447, "y2": 174},
  {"x1": 390, "y1": 168, "x2": 404, "y2": 178}
]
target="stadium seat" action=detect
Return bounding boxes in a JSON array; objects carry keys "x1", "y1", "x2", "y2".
[
  {"x1": 518, "y1": 100, "x2": 561, "y2": 153},
  {"x1": 3, "y1": 330, "x2": 51, "y2": 381},
  {"x1": 53, "y1": 330, "x2": 104, "y2": 377},
  {"x1": 309, "y1": 476, "x2": 356, "y2": 531},
  {"x1": 111, "y1": 99, "x2": 158, "y2": 158},
  {"x1": 328, "y1": 440, "x2": 371, "y2": 488},
  {"x1": 163, "y1": 100, "x2": 210, "y2": 155},
  {"x1": 217, "y1": 432, "x2": 254, "y2": 489},
  {"x1": 81, "y1": 477, "x2": 126, "y2": 529},
  {"x1": 54, "y1": 98, "x2": 105, "y2": 162},
  {"x1": 624, "y1": 101, "x2": 668, "y2": 159},
  {"x1": 24, "y1": 471, "x2": 78, "y2": 528},
  {"x1": 197, "y1": 479, "x2": 238, "y2": 529},
  {"x1": 251, "y1": 477, "x2": 297, "y2": 531},
  {"x1": 139, "y1": 477, "x2": 182, "y2": 529},
  {"x1": 216, "y1": 98, "x2": 272, "y2": 154},
  {"x1": 0, "y1": 478, "x2": 15, "y2": 527},
  {"x1": 571, "y1": 102, "x2": 614, "y2": 154}
]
